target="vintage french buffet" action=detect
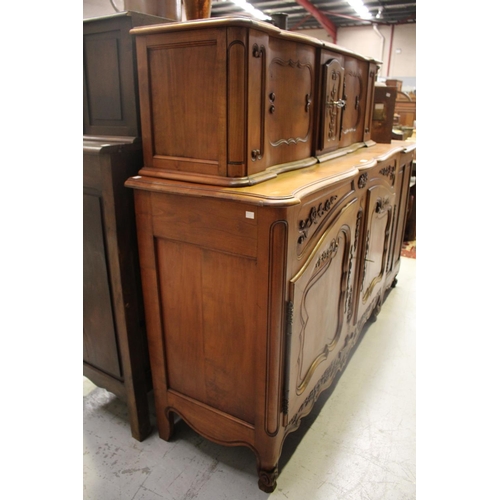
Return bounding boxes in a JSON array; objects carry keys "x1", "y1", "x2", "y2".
[{"x1": 126, "y1": 18, "x2": 416, "y2": 492}]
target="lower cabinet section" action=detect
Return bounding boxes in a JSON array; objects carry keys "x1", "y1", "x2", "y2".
[{"x1": 126, "y1": 141, "x2": 415, "y2": 491}]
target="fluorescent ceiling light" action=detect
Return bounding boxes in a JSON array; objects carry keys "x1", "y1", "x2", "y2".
[
  {"x1": 347, "y1": 0, "x2": 373, "y2": 20},
  {"x1": 231, "y1": 0, "x2": 271, "y2": 20}
]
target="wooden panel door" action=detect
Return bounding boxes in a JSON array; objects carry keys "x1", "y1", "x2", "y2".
[
  {"x1": 247, "y1": 33, "x2": 316, "y2": 173},
  {"x1": 285, "y1": 195, "x2": 361, "y2": 427},
  {"x1": 356, "y1": 174, "x2": 395, "y2": 322},
  {"x1": 339, "y1": 57, "x2": 368, "y2": 148},
  {"x1": 319, "y1": 57, "x2": 345, "y2": 152}
]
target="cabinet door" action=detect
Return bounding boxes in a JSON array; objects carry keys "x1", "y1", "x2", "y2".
[
  {"x1": 319, "y1": 57, "x2": 344, "y2": 152},
  {"x1": 339, "y1": 57, "x2": 368, "y2": 148},
  {"x1": 387, "y1": 151, "x2": 413, "y2": 278},
  {"x1": 356, "y1": 178, "x2": 395, "y2": 322},
  {"x1": 247, "y1": 33, "x2": 316, "y2": 173},
  {"x1": 363, "y1": 63, "x2": 378, "y2": 142},
  {"x1": 284, "y1": 195, "x2": 361, "y2": 427}
]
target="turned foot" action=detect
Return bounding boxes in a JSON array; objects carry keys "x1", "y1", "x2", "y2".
[
  {"x1": 391, "y1": 277, "x2": 398, "y2": 288},
  {"x1": 258, "y1": 466, "x2": 278, "y2": 493}
]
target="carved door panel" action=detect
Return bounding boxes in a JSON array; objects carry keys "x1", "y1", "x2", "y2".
[
  {"x1": 319, "y1": 57, "x2": 345, "y2": 152},
  {"x1": 387, "y1": 152, "x2": 413, "y2": 277},
  {"x1": 284, "y1": 196, "x2": 361, "y2": 427},
  {"x1": 339, "y1": 57, "x2": 368, "y2": 148},
  {"x1": 357, "y1": 183, "x2": 395, "y2": 322},
  {"x1": 262, "y1": 38, "x2": 316, "y2": 169},
  {"x1": 363, "y1": 63, "x2": 378, "y2": 142}
]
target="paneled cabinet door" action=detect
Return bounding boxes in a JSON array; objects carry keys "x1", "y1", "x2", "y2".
[
  {"x1": 339, "y1": 57, "x2": 369, "y2": 148},
  {"x1": 247, "y1": 32, "x2": 316, "y2": 173},
  {"x1": 284, "y1": 195, "x2": 361, "y2": 428},
  {"x1": 319, "y1": 57, "x2": 345, "y2": 152},
  {"x1": 356, "y1": 177, "x2": 396, "y2": 323},
  {"x1": 386, "y1": 151, "x2": 413, "y2": 282}
]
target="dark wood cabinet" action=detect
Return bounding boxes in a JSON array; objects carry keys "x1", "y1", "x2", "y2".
[
  {"x1": 83, "y1": 12, "x2": 177, "y2": 440},
  {"x1": 83, "y1": 11, "x2": 172, "y2": 137},
  {"x1": 83, "y1": 137, "x2": 152, "y2": 441},
  {"x1": 371, "y1": 85, "x2": 398, "y2": 143}
]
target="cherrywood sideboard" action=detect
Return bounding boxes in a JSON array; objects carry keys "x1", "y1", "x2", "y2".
[
  {"x1": 124, "y1": 17, "x2": 415, "y2": 490},
  {"x1": 125, "y1": 139, "x2": 415, "y2": 490}
]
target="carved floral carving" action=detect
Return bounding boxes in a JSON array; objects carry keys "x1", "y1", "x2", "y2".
[
  {"x1": 315, "y1": 239, "x2": 339, "y2": 269},
  {"x1": 358, "y1": 173, "x2": 368, "y2": 189},
  {"x1": 345, "y1": 208, "x2": 363, "y2": 321},
  {"x1": 380, "y1": 164, "x2": 396, "y2": 184},
  {"x1": 375, "y1": 196, "x2": 392, "y2": 214},
  {"x1": 298, "y1": 195, "x2": 337, "y2": 244}
]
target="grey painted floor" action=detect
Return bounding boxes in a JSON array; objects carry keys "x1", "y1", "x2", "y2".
[{"x1": 84, "y1": 257, "x2": 416, "y2": 500}]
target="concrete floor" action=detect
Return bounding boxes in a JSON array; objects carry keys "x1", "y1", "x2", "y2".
[{"x1": 84, "y1": 257, "x2": 416, "y2": 500}]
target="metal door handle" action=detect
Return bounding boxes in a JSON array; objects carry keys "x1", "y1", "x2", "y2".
[{"x1": 326, "y1": 99, "x2": 346, "y2": 109}]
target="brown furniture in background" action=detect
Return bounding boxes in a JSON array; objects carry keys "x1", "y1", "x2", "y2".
[
  {"x1": 127, "y1": 18, "x2": 416, "y2": 490},
  {"x1": 83, "y1": 11, "x2": 173, "y2": 441},
  {"x1": 83, "y1": 137, "x2": 152, "y2": 441},
  {"x1": 371, "y1": 85, "x2": 397, "y2": 143},
  {"x1": 386, "y1": 79, "x2": 416, "y2": 128},
  {"x1": 84, "y1": 11, "x2": 171, "y2": 137}
]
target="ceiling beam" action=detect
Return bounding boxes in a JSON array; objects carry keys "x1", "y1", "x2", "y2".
[{"x1": 293, "y1": 0, "x2": 338, "y2": 42}]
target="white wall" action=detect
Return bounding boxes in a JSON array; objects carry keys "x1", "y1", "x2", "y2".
[
  {"x1": 303, "y1": 24, "x2": 416, "y2": 92},
  {"x1": 84, "y1": 0, "x2": 121, "y2": 18}
]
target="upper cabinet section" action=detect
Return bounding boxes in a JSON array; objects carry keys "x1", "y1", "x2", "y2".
[
  {"x1": 83, "y1": 11, "x2": 172, "y2": 137},
  {"x1": 131, "y1": 18, "x2": 379, "y2": 186}
]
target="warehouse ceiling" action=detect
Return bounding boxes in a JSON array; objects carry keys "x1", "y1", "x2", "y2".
[{"x1": 210, "y1": 0, "x2": 416, "y2": 31}]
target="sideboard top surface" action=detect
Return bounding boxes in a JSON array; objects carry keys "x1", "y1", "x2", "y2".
[
  {"x1": 129, "y1": 16, "x2": 379, "y2": 63},
  {"x1": 126, "y1": 141, "x2": 415, "y2": 206}
]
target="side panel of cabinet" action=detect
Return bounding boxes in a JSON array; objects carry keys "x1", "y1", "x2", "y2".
[
  {"x1": 146, "y1": 193, "x2": 259, "y2": 425},
  {"x1": 83, "y1": 191, "x2": 122, "y2": 379},
  {"x1": 136, "y1": 29, "x2": 228, "y2": 176},
  {"x1": 83, "y1": 18, "x2": 138, "y2": 136}
]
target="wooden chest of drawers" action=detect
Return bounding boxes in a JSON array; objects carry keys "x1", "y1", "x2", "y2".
[
  {"x1": 130, "y1": 18, "x2": 379, "y2": 186},
  {"x1": 125, "y1": 140, "x2": 415, "y2": 490}
]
